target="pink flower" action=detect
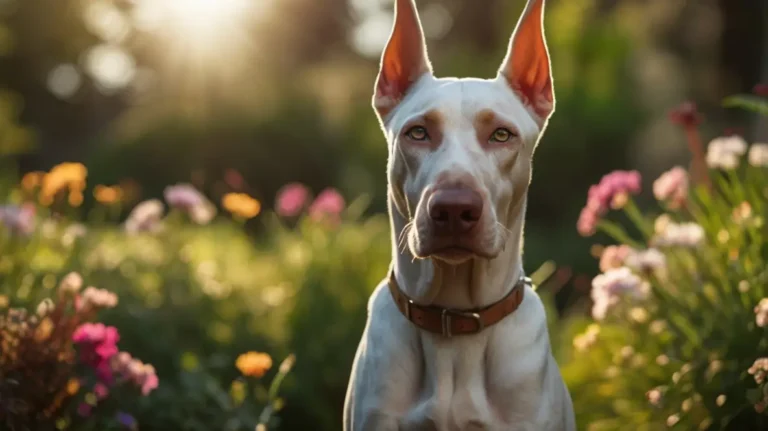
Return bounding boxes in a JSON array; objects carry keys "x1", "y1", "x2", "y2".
[
  {"x1": 308, "y1": 188, "x2": 346, "y2": 222},
  {"x1": 599, "y1": 245, "x2": 633, "y2": 272},
  {"x1": 73, "y1": 323, "x2": 121, "y2": 383},
  {"x1": 93, "y1": 382, "x2": 110, "y2": 400},
  {"x1": 77, "y1": 287, "x2": 118, "y2": 312},
  {"x1": 653, "y1": 166, "x2": 688, "y2": 209},
  {"x1": 275, "y1": 183, "x2": 310, "y2": 217},
  {"x1": 141, "y1": 369, "x2": 159, "y2": 395},
  {"x1": 577, "y1": 170, "x2": 641, "y2": 237},
  {"x1": 115, "y1": 355, "x2": 159, "y2": 396},
  {"x1": 0, "y1": 203, "x2": 35, "y2": 235}
]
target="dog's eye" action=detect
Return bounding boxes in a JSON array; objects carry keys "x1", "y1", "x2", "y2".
[
  {"x1": 490, "y1": 128, "x2": 515, "y2": 143},
  {"x1": 405, "y1": 126, "x2": 429, "y2": 141}
]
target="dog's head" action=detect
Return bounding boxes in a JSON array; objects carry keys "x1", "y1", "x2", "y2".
[{"x1": 376, "y1": 0, "x2": 554, "y2": 265}]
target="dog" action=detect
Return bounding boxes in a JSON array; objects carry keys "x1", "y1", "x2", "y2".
[{"x1": 343, "y1": 0, "x2": 576, "y2": 429}]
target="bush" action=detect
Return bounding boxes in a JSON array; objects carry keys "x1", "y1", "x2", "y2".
[{"x1": 560, "y1": 94, "x2": 768, "y2": 430}]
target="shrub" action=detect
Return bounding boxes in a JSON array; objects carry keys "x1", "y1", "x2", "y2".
[{"x1": 561, "y1": 92, "x2": 768, "y2": 430}]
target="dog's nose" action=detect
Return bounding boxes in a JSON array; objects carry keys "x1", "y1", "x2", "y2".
[{"x1": 428, "y1": 188, "x2": 483, "y2": 234}]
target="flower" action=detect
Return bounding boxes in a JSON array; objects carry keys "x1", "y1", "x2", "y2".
[
  {"x1": 668, "y1": 102, "x2": 702, "y2": 127},
  {"x1": 748, "y1": 358, "x2": 768, "y2": 384},
  {"x1": 0, "y1": 203, "x2": 36, "y2": 235},
  {"x1": 748, "y1": 143, "x2": 768, "y2": 167},
  {"x1": 706, "y1": 135, "x2": 748, "y2": 169},
  {"x1": 279, "y1": 353, "x2": 296, "y2": 374},
  {"x1": 590, "y1": 267, "x2": 648, "y2": 321},
  {"x1": 624, "y1": 248, "x2": 667, "y2": 276},
  {"x1": 716, "y1": 394, "x2": 727, "y2": 407},
  {"x1": 21, "y1": 171, "x2": 45, "y2": 191},
  {"x1": 73, "y1": 323, "x2": 121, "y2": 382},
  {"x1": 732, "y1": 201, "x2": 754, "y2": 225},
  {"x1": 666, "y1": 414, "x2": 680, "y2": 426},
  {"x1": 94, "y1": 185, "x2": 124, "y2": 205},
  {"x1": 275, "y1": 183, "x2": 310, "y2": 217},
  {"x1": 572, "y1": 324, "x2": 600, "y2": 352},
  {"x1": 577, "y1": 170, "x2": 641, "y2": 237},
  {"x1": 652, "y1": 221, "x2": 705, "y2": 248},
  {"x1": 58, "y1": 272, "x2": 84, "y2": 295},
  {"x1": 598, "y1": 245, "x2": 633, "y2": 272},
  {"x1": 125, "y1": 199, "x2": 165, "y2": 234},
  {"x1": 222, "y1": 193, "x2": 261, "y2": 219},
  {"x1": 653, "y1": 166, "x2": 688, "y2": 209},
  {"x1": 40, "y1": 162, "x2": 87, "y2": 205},
  {"x1": 116, "y1": 412, "x2": 138, "y2": 430},
  {"x1": 236, "y1": 351, "x2": 273, "y2": 377},
  {"x1": 164, "y1": 183, "x2": 216, "y2": 224},
  {"x1": 646, "y1": 387, "x2": 663, "y2": 406},
  {"x1": 93, "y1": 382, "x2": 110, "y2": 400},
  {"x1": 110, "y1": 352, "x2": 159, "y2": 395},
  {"x1": 755, "y1": 299, "x2": 768, "y2": 328},
  {"x1": 308, "y1": 188, "x2": 346, "y2": 222},
  {"x1": 78, "y1": 287, "x2": 118, "y2": 311}
]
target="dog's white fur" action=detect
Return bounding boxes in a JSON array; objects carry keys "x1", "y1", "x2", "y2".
[{"x1": 343, "y1": 0, "x2": 575, "y2": 429}]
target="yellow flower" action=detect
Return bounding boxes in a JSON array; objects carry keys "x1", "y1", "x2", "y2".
[
  {"x1": 94, "y1": 185, "x2": 124, "y2": 205},
  {"x1": 21, "y1": 171, "x2": 45, "y2": 191},
  {"x1": 235, "y1": 351, "x2": 272, "y2": 377},
  {"x1": 222, "y1": 193, "x2": 261, "y2": 219}
]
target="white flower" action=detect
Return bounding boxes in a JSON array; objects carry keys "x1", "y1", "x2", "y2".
[
  {"x1": 749, "y1": 143, "x2": 768, "y2": 167},
  {"x1": 125, "y1": 199, "x2": 165, "y2": 234},
  {"x1": 625, "y1": 248, "x2": 667, "y2": 275},
  {"x1": 653, "y1": 221, "x2": 705, "y2": 248},
  {"x1": 755, "y1": 298, "x2": 768, "y2": 328},
  {"x1": 706, "y1": 135, "x2": 747, "y2": 169},
  {"x1": 590, "y1": 267, "x2": 648, "y2": 321}
]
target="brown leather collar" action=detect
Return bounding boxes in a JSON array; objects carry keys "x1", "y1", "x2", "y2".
[{"x1": 387, "y1": 269, "x2": 530, "y2": 337}]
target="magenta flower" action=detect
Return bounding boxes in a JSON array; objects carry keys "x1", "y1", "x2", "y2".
[
  {"x1": 577, "y1": 170, "x2": 641, "y2": 237},
  {"x1": 275, "y1": 183, "x2": 310, "y2": 217},
  {"x1": 0, "y1": 203, "x2": 35, "y2": 235},
  {"x1": 653, "y1": 166, "x2": 689, "y2": 209},
  {"x1": 77, "y1": 402, "x2": 92, "y2": 418},
  {"x1": 73, "y1": 323, "x2": 120, "y2": 383},
  {"x1": 308, "y1": 188, "x2": 346, "y2": 222}
]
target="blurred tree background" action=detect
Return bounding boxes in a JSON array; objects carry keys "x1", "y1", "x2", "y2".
[{"x1": 0, "y1": 0, "x2": 767, "y2": 428}]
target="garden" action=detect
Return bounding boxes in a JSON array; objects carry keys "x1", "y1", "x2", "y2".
[{"x1": 2, "y1": 0, "x2": 768, "y2": 430}]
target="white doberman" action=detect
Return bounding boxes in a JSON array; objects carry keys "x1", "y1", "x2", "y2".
[{"x1": 343, "y1": 0, "x2": 576, "y2": 429}]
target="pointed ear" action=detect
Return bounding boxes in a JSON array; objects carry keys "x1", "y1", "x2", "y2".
[
  {"x1": 498, "y1": 0, "x2": 554, "y2": 121},
  {"x1": 373, "y1": 0, "x2": 432, "y2": 119}
]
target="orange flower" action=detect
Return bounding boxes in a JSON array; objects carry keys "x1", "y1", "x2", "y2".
[
  {"x1": 66, "y1": 378, "x2": 80, "y2": 395},
  {"x1": 94, "y1": 185, "x2": 124, "y2": 205},
  {"x1": 21, "y1": 171, "x2": 45, "y2": 191},
  {"x1": 40, "y1": 162, "x2": 87, "y2": 205},
  {"x1": 235, "y1": 351, "x2": 272, "y2": 377},
  {"x1": 222, "y1": 193, "x2": 261, "y2": 219}
]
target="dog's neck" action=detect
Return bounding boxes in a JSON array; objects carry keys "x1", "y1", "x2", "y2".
[{"x1": 388, "y1": 193, "x2": 526, "y2": 310}]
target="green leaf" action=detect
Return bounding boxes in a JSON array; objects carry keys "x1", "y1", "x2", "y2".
[{"x1": 723, "y1": 95, "x2": 768, "y2": 116}]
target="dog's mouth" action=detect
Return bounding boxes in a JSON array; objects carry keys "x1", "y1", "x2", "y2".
[{"x1": 417, "y1": 243, "x2": 496, "y2": 264}]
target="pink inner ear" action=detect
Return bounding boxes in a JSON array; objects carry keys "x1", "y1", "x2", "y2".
[
  {"x1": 374, "y1": 0, "x2": 431, "y2": 117},
  {"x1": 502, "y1": 0, "x2": 554, "y2": 120}
]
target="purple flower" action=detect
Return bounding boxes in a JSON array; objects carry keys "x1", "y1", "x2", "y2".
[
  {"x1": 308, "y1": 188, "x2": 346, "y2": 222},
  {"x1": 590, "y1": 267, "x2": 648, "y2": 320},
  {"x1": 275, "y1": 183, "x2": 310, "y2": 217},
  {"x1": 163, "y1": 183, "x2": 216, "y2": 225},
  {"x1": 116, "y1": 412, "x2": 138, "y2": 430},
  {"x1": 0, "y1": 203, "x2": 35, "y2": 235}
]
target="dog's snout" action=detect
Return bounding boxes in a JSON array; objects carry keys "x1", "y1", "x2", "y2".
[{"x1": 428, "y1": 188, "x2": 483, "y2": 234}]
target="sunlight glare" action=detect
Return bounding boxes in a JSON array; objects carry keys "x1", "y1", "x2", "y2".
[{"x1": 164, "y1": 0, "x2": 249, "y2": 40}]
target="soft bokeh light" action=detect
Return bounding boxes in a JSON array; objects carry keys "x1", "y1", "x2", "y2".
[
  {"x1": 47, "y1": 64, "x2": 82, "y2": 100},
  {"x1": 83, "y1": 44, "x2": 136, "y2": 93}
]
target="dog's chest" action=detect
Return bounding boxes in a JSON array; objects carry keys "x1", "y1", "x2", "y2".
[{"x1": 398, "y1": 319, "x2": 551, "y2": 430}]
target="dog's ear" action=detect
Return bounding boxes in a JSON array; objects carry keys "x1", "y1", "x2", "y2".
[
  {"x1": 373, "y1": 0, "x2": 432, "y2": 119},
  {"x1": 498, "y1": 0, "x2": 554, "y2": 121}
]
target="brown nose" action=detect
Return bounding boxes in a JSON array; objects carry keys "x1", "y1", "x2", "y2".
[{"x1": 428, "y1": 188, "x2": 483, "y2": 234}]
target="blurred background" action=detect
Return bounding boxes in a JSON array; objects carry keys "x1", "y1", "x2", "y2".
[{"x1": 0, "y1": 0, "x2": 767, "y2": 429}]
